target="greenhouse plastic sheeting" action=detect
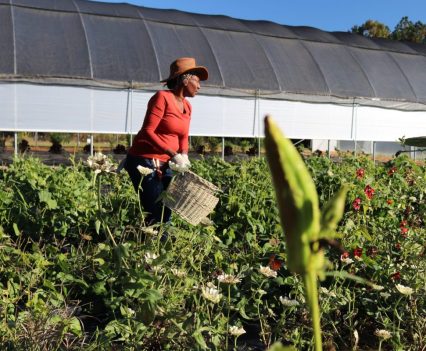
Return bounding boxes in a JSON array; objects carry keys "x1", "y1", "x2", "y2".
[
  {"x1": 1, "y1": 0, "x2": 426, "y2": 111},
  {"x1": 1, "y1": 82, "x2": 425, "y2": 142}
]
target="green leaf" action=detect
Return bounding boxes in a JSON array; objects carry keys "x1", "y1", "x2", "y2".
[
  {"x1": 192, "y1": 329, "x2": 208, "y2": 350},
  {"x1": 38, "y1": 190, "x2": 58, "y2": 209},
  {"x1": 95, "y1": 220, "x2": 101, "y2": 234},
  {"x1": 268, "y1": 342, "x2": 297, "y2": 351},
  {"x1": 67, "y1": 317, "x2": 82, "y2": 337},
  {"x1": 320, "y1": 186, "x2": 348, "y2": 232},
  {"x1": 92, "y1": 281, "x2": 107, "y2": 295},
  {"x1": 12, "y1": 223, "x2": 20, "y2": 236}
]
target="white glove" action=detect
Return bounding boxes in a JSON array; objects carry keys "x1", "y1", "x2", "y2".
[
  {"x1": 171, "y1": 153, "x2": 185, "y2": 166},
  {"x1": 182, "y1": 153, "x2": 191, "y2": 167},
  {"x1": 169, "y1": 153, "x2": 191, "y2": 172}
]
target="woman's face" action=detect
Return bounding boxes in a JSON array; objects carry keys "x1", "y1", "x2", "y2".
[{"x1": 183, "y1": 75, "x2": 201, "y2": 97}]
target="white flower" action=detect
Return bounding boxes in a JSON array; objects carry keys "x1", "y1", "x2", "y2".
[
  {"x1": 142, "y1": 226, "x2": 158, "y2": 236},
  {"x1": 144, "y1": 252, "x2": 158, "y2": 264},
  {"x1": 151, "y1": 265, "x2": 164, "y2": 274},
  {"x1": 375, "y1": 329, "x2": 392, "y2": 340},
  {"x1": 206, "y1": 281, "x2": 216, "y2": 288},
  {"x1": 171, "y1": 268, "x2": 187, "y2": 278},
  {"x1": 217, "y1": 274, "x2": 241, "y2": 285},
  {"x1": 319, "y1": 287, "x2": 337, "y2": 297},
  {"x1": 137, "y1": 165, "x2": 153, "y2": 176},
  {"x1": 372, "y1": 284, "x2": 384, "y2": 291},
  {"x1": 341, "y1": 257, "x2": 354, "y2": 265},
  {"x1": 259, "y1": 265, "x2": 277, "y2": 278},
  {"x1": 201, "y1": 286, "x2": 222, "y2": 303},
  {"x1": 87, "y1": 152, "x2": 115, "y2": 173},
  {"x1": 396, "y1": 284, "x2": 414, "y2": 296},
  {"x1": 127, "y1": 307, "x2": 135, "y2": 316},
  {"x1": 380, "y1": 292, "x2": 391, "y2": 299},
  {"x1": 279, "y1": 296, "x2": 300, "y2": 307},
  {"x1": 229, "y1": 326, "x2": 246, "y2": 336}
]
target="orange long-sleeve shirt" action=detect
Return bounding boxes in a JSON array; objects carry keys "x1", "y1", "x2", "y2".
[{"x1": 128, "y1": 90, "x2": 192, "y2": 162}]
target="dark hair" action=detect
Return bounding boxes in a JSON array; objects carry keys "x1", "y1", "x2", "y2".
[{"x1": 166, "y1": 77, "x2": 179, "y2": 89}]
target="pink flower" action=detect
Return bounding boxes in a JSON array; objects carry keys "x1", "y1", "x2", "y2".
[
  {"x1": 356, "y1": 168, "x2": 365, "y2": 179},
  {"x1": 364, "y1": 185, "x2": 375, "y2": 200},
  {"x1": 352, "y1": 198, "x2": 361, "y2": 211}
]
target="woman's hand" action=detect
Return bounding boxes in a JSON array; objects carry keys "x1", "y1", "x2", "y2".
[{"x1": 171, "y1": 153, "x2": 186, "y2": 166}]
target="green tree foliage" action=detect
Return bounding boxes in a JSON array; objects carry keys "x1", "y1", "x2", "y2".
[
  {"x1": 392, "y1": 16, "x2": 426, "y2": 43},
  {"x1": 351, "y1": 19, "x2": 391, "y2": 39},
  {"x1": 351, "y1": 16, "x2": 426, "y2": 43}
]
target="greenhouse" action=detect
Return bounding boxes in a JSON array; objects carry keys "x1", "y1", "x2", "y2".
[
  {"x1": 1, "y1": 0, "x2": 426, "y2": 153},
  {"x1": 1, "y1": 2, "x2": 426, "y2": 350}
]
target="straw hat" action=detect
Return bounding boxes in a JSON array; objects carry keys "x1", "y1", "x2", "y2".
[{"x1": 161, "y1": 57, "x2": 208, "y2": 82}]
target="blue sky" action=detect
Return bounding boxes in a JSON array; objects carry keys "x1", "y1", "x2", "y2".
[{"x1": 99, "y1": 0, "x2": 426, "y2": 32}]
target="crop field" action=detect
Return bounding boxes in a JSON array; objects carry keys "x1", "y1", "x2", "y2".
[{"x1": 0, "y1": 151, "x2": 425, "y2": 350}]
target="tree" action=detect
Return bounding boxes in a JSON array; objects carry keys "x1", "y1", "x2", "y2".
[
  {"x1": 392, "y1": 16, "x2": 426, "y2": 43},
  {"x1": 351, "y1": 17, "x2": 426, "y2": 44},
  {"x1": 351, "y1": 19, "x2": 391, "y2": 39}
]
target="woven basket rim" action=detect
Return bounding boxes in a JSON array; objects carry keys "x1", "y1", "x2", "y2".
[{"x1": 163, "y1": 170, "x2": 220, "y2": 225}]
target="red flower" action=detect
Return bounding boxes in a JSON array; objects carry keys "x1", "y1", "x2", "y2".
[
  {"x1": 340, "y1": 251, "x2": 350, "y2": 261},
  {"x1": 395, "y1": 243, "x2": 401, "y2": 251},
  {"x1": 386, "y1": 199, "x2": 393, "y2": 205},
  {"x1": 400, "y1": 220, "x2": 407, "y2": 228},
  {"x1": 356, "y1": 168, "x2": 365, "y2": 179},
  {"x1": 268, "y1": 254, "x2": 282, "y2": 271},
  {"x1": 400, "y1": 226, "x2": 408, "y2": 237},
  {"x1": 352, "y1": 198, "x2": 361, "y2": 211},
  {"x1": 353, "y1": 247, "x2": 363, "y2": 258},
  {"x1": 388, "y1": 166, "x2": 397, "y2": 176},
  {"x1": 364, "y1": 185, "x2": 375, "y2": 199},
  {"x1": 390, "y1": 272, "x2": 401, "y2": 280}
]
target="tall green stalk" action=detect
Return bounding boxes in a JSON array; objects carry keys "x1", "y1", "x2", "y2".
[{"x1": 264, "y1": 116, "x2": 348, "y2": 351}]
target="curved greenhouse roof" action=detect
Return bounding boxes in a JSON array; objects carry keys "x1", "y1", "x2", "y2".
[{"x1": 1, "y1": 0, "x2": 426, "y2": 110}]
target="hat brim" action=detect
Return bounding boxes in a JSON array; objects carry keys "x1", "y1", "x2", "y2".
[{"x1": 161, "y1": 66, "x2": 209, "y2": 83}]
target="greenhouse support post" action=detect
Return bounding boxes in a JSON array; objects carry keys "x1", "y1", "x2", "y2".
[
  {"x1": 327, "y1": 140, "x2": 330, "y2": 158},
  {"x1": 222, "y1": 137, "x2": 225, "y2": 160},
  {"x1": 372, "y1": 141, "x2": 376, "y2": 163},
  {"x1": 90, "y1": 134, "x2": 94, "y2": 156},
  {"x1": 14, "y1": 132, "x2": 18, "y2": 156},
  {"x1": 256, "y1": 89, "x2": 261, "y2": 157}
]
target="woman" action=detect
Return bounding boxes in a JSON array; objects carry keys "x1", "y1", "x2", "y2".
[{"x1": 125, "y1": 57, "x2": 208, "y2": 225}]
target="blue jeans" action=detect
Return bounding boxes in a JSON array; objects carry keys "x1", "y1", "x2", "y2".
[{"x1": 124, "y1": 154, "x2": 173, "y2": 225}]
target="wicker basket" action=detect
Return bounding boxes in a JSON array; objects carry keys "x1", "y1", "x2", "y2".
[{"x1": 163, "y1": 170, "x2": 220, "y2": 225}]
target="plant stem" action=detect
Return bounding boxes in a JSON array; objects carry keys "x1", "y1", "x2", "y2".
[
  {"x1": 303, "y1": 271, "x2": 322, "y2": 351},
  {"x1": 225, "y1": 284, "x2": 231, "y2": 350}
]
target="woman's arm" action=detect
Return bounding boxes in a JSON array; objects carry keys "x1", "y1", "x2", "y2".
[{"x1": 140, "y1": 92, "x2": 176, "y2": 156}]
